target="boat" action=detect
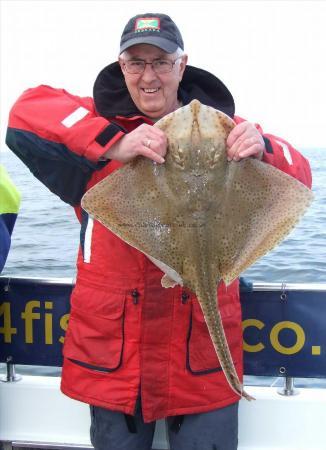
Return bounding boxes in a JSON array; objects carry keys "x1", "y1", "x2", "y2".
[{"x1": 1, "y1": 276, "x2": 326, "y2": 450}]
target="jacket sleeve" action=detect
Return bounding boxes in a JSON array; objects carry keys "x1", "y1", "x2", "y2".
[
  {"x1": 6, "y1": 85, "x2": 126, "y2": 205},
  {"x1": 0, "y1": 166, "x2": 21, "y2": 272},
  {"x1": 233, "y1": 116, "x2": 312, "y2": 189}
]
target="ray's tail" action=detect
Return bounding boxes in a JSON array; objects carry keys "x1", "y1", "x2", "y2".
[{"x1": 197, "y1": 287, "x2": 255, "y2": 402}]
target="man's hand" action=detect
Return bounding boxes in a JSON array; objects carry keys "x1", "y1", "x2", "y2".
[
  {"x1": 105, "y1": 124, "x2": 167, "y2": 164},
  {"x1": 226, "y1": 121, "x2": 265, "y2": 161}
]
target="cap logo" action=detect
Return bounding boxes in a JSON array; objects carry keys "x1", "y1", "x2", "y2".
[{"x1": 135, "y1": 17, "x2": 160, "y2": 33}]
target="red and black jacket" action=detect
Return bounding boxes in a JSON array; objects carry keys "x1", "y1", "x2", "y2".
[{"x1": 6, "y1": 62, "x2": 312, "y2": 422}]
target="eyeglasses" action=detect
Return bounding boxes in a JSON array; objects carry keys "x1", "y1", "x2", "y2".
[{"x1": 122, "y1": 57, "x2": 182, "y2": 74}]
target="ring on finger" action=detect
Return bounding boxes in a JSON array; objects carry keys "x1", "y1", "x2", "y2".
[{"x1": 145, "y1": 139, "x2": 152, "y2": 149}]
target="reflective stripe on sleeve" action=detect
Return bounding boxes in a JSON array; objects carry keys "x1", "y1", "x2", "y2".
[
  {"x1": 61, "y1": 107, "x2": 89, "y2": 128},
  {"x1": 276, "y1": 140, "x2": 293, "y2": 165},
  {"x1": 84, "y1": 217, "x2": 94, "y2": 263}
]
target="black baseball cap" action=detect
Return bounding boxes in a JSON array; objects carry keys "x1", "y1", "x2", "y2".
[{"x1": 119, "y1": 13, "x2": 184, "y2": 54}]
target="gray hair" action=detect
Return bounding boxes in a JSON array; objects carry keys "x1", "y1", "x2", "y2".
[
  {"x1": 120, "y1": 46, "x2": 186, "y2": 60},
  {"x1": 174, "y1": 47, "x2": 185, "y2": 58}
]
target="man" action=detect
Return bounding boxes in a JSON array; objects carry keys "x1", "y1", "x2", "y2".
[
  {"x1": 6, "y1": 13, "x2": 311, "y2": 450},
  {"x1": 0, "y1": 165, "x2": 20, "y2": 273}
]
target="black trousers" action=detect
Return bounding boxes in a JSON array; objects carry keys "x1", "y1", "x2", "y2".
[{"x1": 90, "y1": 399, "x2": 239, "y2": 450}]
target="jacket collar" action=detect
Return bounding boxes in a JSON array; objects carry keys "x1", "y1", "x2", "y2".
[{"x1": 93, "y1": 61, "x2": 235, "y2": 119}]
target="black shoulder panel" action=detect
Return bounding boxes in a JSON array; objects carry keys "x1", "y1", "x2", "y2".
[{"x1": 6, "y1": 128, "x2": 107, "y2": 206}]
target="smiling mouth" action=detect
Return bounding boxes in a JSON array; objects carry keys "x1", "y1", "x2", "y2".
[{"x1": 142, "y1": 88, "x2": 160, "y2": 94}]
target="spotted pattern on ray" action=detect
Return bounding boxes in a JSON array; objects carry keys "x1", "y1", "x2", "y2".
[{"x1": 81, "y1": 100, "x2": 313, "y2": 399}]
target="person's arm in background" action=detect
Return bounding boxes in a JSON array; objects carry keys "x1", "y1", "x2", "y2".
[{"x1": 0, "y1": 165, "x2": 21, "y2": 272}]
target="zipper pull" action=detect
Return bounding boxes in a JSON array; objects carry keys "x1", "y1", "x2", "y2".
[
  {"x1": 181, "y1": 291, "x2": 189, "y2": 304},
  {"x1": 131, "y1": 289, "x2": 140, "y2": 305}
]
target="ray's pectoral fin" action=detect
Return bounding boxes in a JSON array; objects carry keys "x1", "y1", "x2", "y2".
[
  {"x1": 81, "y1": 158, "x2": 187, "y2": 285},
  {"x1": 217, "y1": 158, "x2": 313, "y2": 285}
]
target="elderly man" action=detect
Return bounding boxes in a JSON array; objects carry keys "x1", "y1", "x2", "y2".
[{"x1": 6, "y1": 12, "x2": 311, "y2": 450}]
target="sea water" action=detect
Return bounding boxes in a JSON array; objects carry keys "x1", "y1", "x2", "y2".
[{"x1": 1, "y1": 148, "x2": 325, "y2": 283}]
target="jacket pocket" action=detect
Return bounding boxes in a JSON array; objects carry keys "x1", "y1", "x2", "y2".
[
  {"x1": 186, "y1": 295, "x2": 241, "y2": 375},
  {"x1": 63, "y1": 283, "x2": 126, "y2": 372}
]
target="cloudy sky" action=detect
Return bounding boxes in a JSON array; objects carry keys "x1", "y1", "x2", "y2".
[{"x1": 1, "y1": 0, "x2": 326, "y2": 150}]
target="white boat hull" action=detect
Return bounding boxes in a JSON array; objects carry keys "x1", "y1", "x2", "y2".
[{"x1": 1, "y1": 375, "x2": 325, "y2": 450}]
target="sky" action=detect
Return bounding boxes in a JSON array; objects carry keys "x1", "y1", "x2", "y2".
[{"x1": 1, "y1": 0, "x2": 326, "y2": 151}]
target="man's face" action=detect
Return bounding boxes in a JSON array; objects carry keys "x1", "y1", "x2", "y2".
[{"x1": 119, "y1": 44, "x2": 187, "y2": 120}]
